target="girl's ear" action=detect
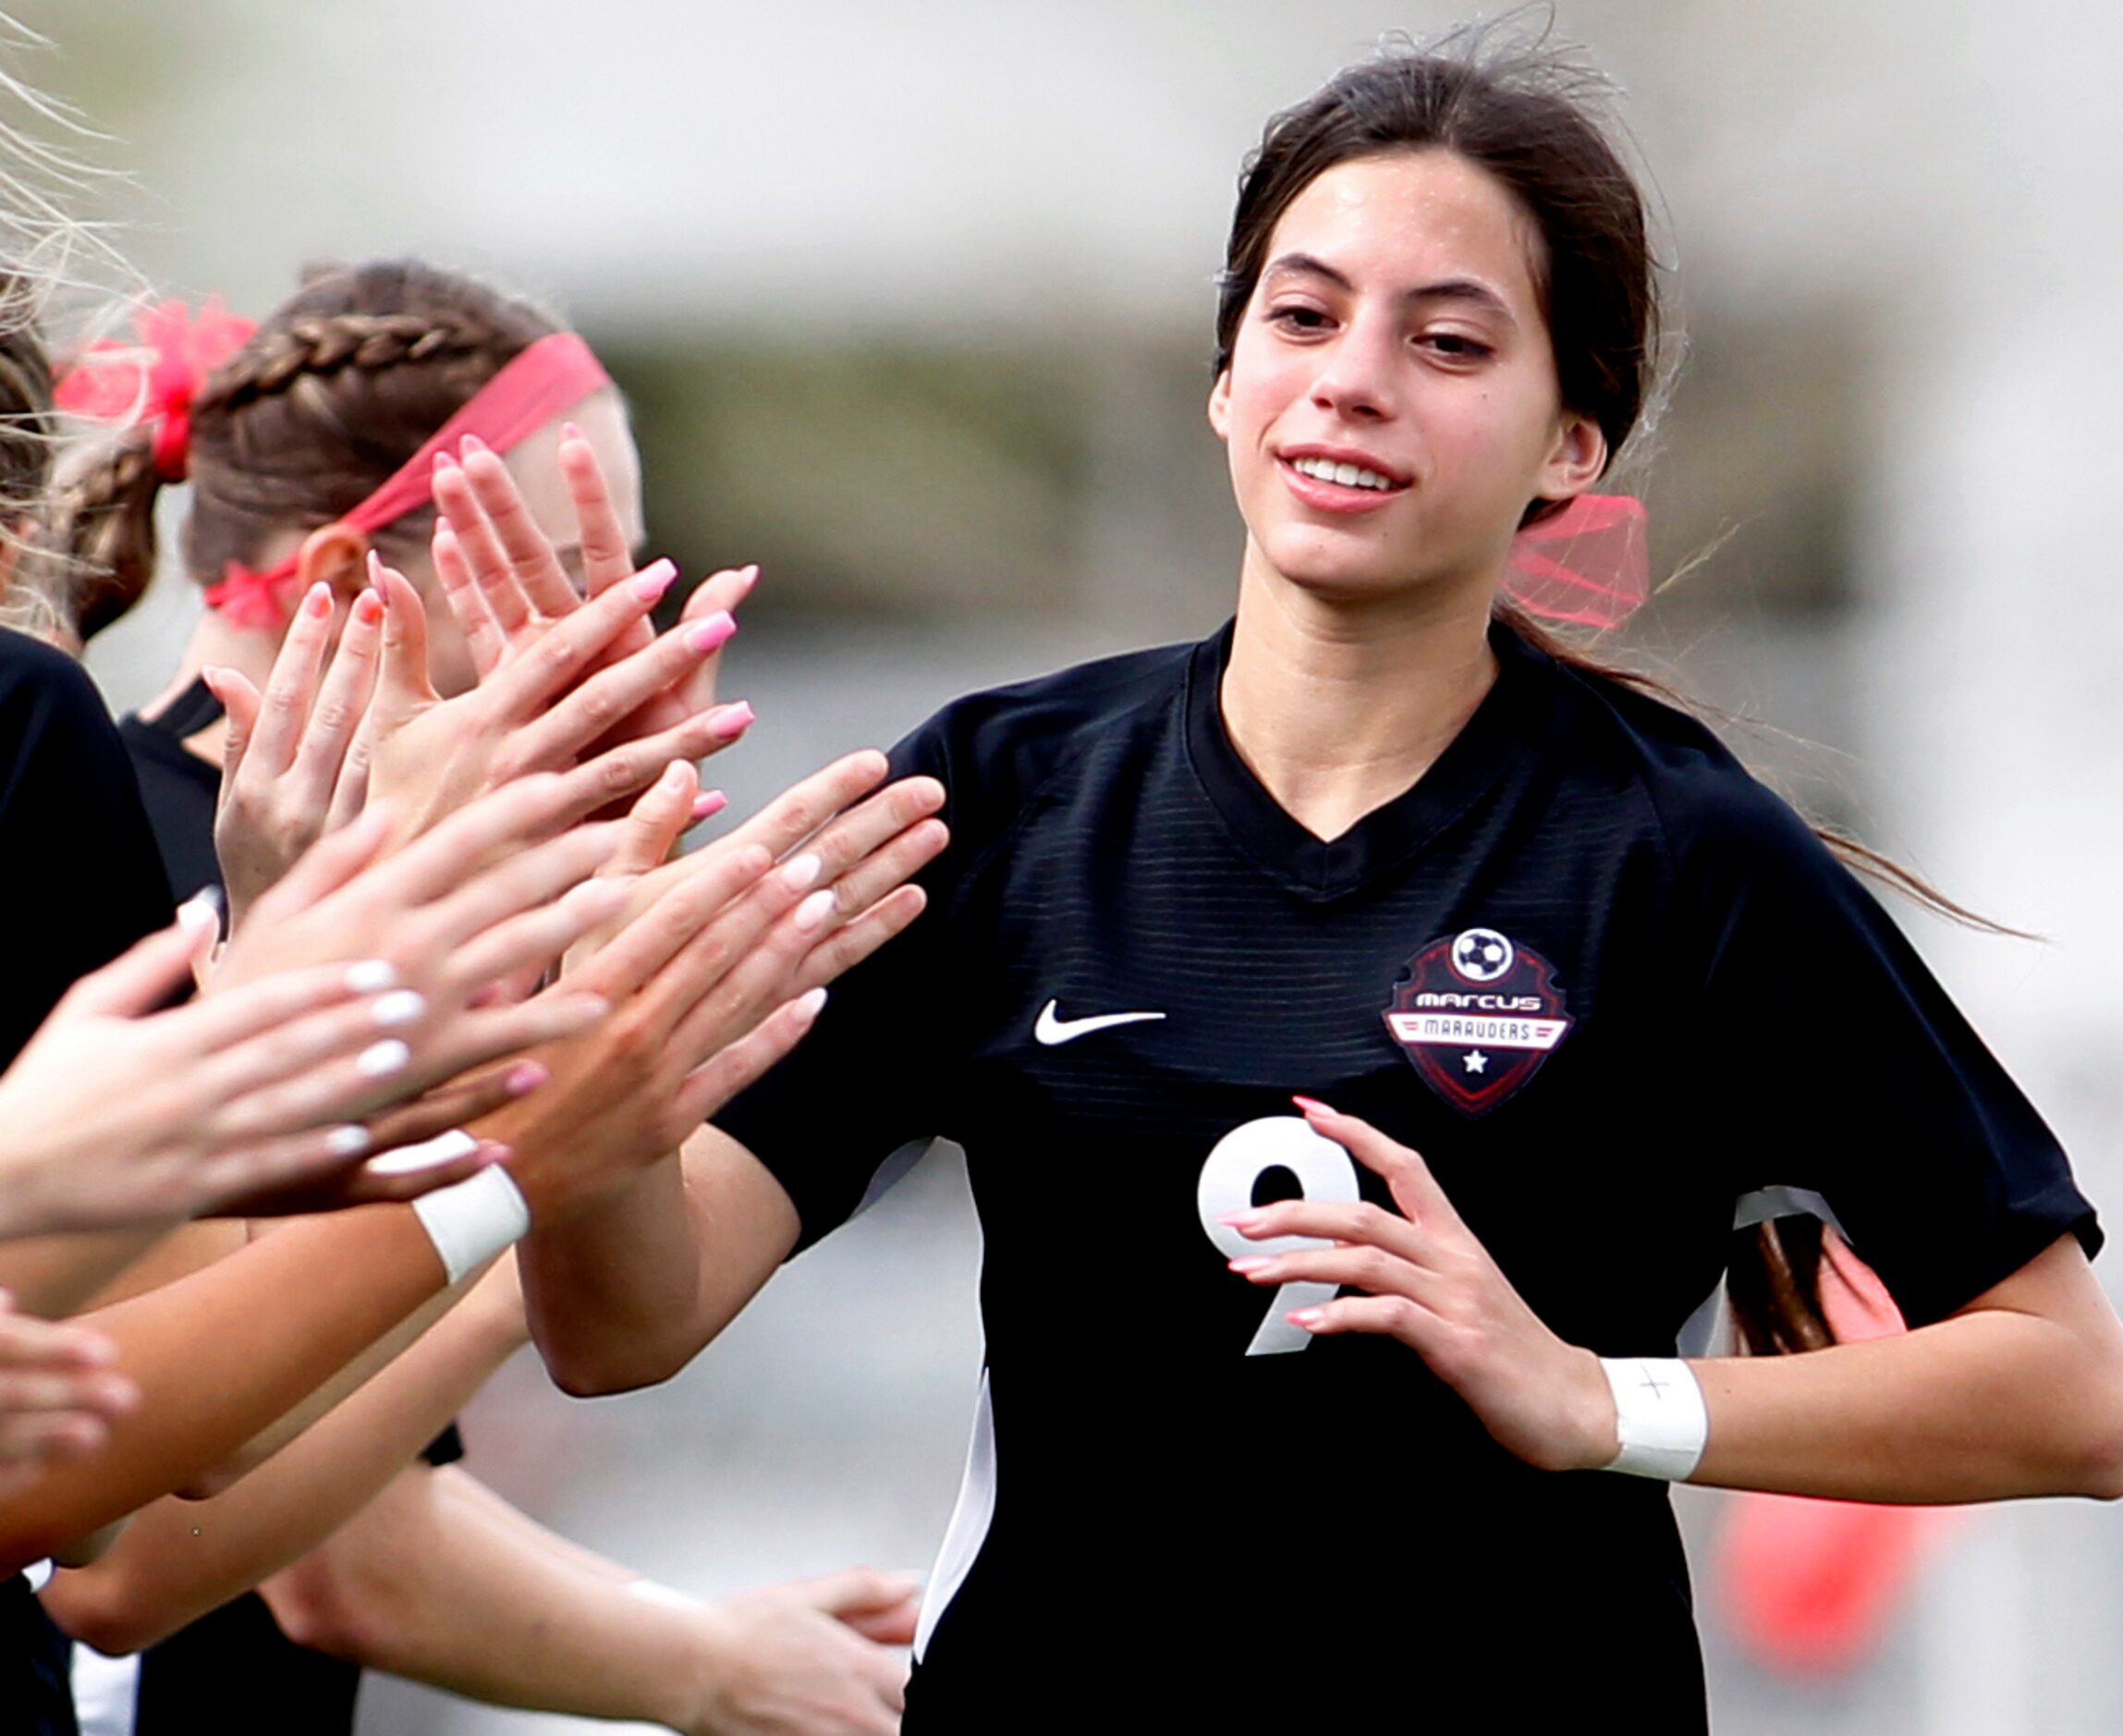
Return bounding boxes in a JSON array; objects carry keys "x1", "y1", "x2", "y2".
[
  {"x1": 1206, "y1": 369, "x2": 1233, "y2": 442},
  {"x1": 1537, "y1": 410, "x2": 1606, "y2": 503},
  {"x1": 292, "y1": 522, "x2": 372, "y2": 598}
]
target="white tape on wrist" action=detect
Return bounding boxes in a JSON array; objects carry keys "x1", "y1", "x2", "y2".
[
  {"x1": 1598, "y1": 1357, "x2": 1708, "y2": 1481},
  {"x1": 409, "y1": 1159, "x2": 531, "y2": 1284}
]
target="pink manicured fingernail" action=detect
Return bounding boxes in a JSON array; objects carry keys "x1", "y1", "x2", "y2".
[
  {"x1": 432, "y1": 449, "x2": 455, "y2": 474},
  {"x1": 1289, "y1": 1309, "x2": 1325, "y2": 1328},
  {"x1": 631, "y1": 558, "x2": 677, "y2": 603},
  {"x1": 793, "y1": 888, "x2": 836, "y2": 932},
  {"x1": 1217, "y1": 1210, "x2": 1264, "y2": 1231},
  {"x1": 691, "y1": 789, "x2": 727, "y2": 821},
  {"x1": 1291, "y1": 1094, "x2": 1333, "y2": 1116},
  {"x1": 461, "y1": 433, "x2": 489, "y2": 455},
  {"x1": 1227, "y1": 1257, "x2": 1272, "y2": 1275},
  {"x1": 736, "y1": 562, "x2": 761, "y2": 593},
  {"x1": 713, "y1": 701, "x2": 755, "y2": 739},
  {"x1": 353, "y1": 589, "x2": 384, "y2": 626},
  {"x1": 504, "y1": 1060, "x2": 549, "y2": 1095},
  {"x1": 303, "y1": 581, "x2": 332, "y2": 618},
  {"x1": 686, "y1": 610, "x2": 736, "y2": 654},
  {"x1": 779, "y1": 852, "x2": 824, "y2": 892}
]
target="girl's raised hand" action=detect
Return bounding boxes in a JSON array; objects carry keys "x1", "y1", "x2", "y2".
[
  {"x1": 1222, "y1": 1099, "x2": 1618, "y2": 1473},
  {"x1": 474, "y1": 752, "x2": 947, "y2": 1228},
  {"x1": 209, "y1": 779, "x2": 628, "y2": 1114},
  {"x1": 206, "y1": 581, "x2": 384, "y2": 929}
]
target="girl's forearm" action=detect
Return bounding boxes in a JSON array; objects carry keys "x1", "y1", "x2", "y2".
[
  {"x1": 42, "y1": 1281, "x2": 520, "y2": 1652},
  {"x1": 0, "y1": 1205, "x2": 449, "y2": 1569},
  {"x1": 1688, "y1": 1238, "x2": 2123, "y2": 1503}
]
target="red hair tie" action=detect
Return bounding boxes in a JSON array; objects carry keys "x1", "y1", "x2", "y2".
[
  {"x1": 1504, "y1": 494, "x2": 1650, "y2": 630},
  {"x1": 55, "y1": 296, "x2": 257, "y2": 483}
]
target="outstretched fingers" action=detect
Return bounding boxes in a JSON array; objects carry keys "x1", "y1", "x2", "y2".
[
  {"x1": 456, "y1": 436, "x2": 582, "y2": 618},
  {"x1": 246, "y1": 581, "x2": 338, "y2": 777},
  {"x1": 431, "y1": 524, "x2": 507, "y2": 681},
  {"x1": 674, "y1": 985, "x2": 829, "y2": 1124},
  {"x1": 559, "y1": 420, "x2": 637, "y2": 599},
  {"x1": 506, "y1": 608, "x2": 738, "y2": 774}
]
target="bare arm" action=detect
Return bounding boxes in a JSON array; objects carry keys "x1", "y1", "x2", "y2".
[
  {"x1": 41, "y1": 1259, "x2": 521, "y2": 1652},
  {"x1": 1687, "y1": 1234, "x2": 2123, "y2": 1501},
  {"x1": 1229, "y1": 1103, "x2": 2123, "y2": 1503},
  {"x1": 259, "y1": 1463, "x2": 910, "y2": 1735},
  {"x1": 0, "y1": 1206, "x2": 453, "y2": 1570},
  {"x1": 521, "y1": 1124, "x2": 797, "y2": 1397}
]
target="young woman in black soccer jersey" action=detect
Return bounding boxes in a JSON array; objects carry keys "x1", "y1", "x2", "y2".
[{"x1": 503, "y1": 26, "x2": 2123, "y2": 1731}]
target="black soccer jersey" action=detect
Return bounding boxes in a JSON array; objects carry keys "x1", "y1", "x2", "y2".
[{"x1": 716, "y1": 618, "x2": 2095, "y2": 1731}]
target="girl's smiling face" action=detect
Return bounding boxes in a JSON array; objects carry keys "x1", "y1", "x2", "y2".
[{"x1": 1209, "y1": 149, "x2": 1606, "y2": 606}]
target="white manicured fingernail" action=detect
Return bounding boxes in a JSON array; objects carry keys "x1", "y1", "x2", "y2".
[
  {"x1": 326, "y1": 1124, "x2": 372, "y2": 1157},
  {"x1": 372, "y1": 989, "x2": 427, "y2": 1028},
  {"x1": 779, "y1": 852, "x2": 823, "y2": 893},
  {"x1": 366, "y1": 1128, "x2": 480, "y2": 1176},
  {"x1": 796, "y1": 985, "x2": 829, "y2": 1017},
  {"x1": 345, "y1": 959, "x2": 397, "y2": 994},
  {"x1": 357, "y1": 1039, "x2": 410, "y2": 1078},
  {"x1": 176, "y1": 893, "x2": 220, "y2": 933},
  {"x1": 793, "y1": 889, "x2": 836, "y2": 932}
]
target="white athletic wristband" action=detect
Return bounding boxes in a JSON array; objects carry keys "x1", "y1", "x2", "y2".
[
  {"x1": 1598, "y1": 1357, "x2": 1708, "y2": 1481},
  {"x1": 409, "y1": 1159, "x2": 531, "y2": 1284}
]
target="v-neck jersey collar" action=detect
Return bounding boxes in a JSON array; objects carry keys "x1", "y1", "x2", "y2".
[{"x1": 1180, "y1": 616, "x2": 1556, "y2": 899}]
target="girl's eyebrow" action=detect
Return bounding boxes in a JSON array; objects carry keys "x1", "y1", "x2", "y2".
[{"x1": 1263, "y1": 251, "x2": 1517, "y2": 325}]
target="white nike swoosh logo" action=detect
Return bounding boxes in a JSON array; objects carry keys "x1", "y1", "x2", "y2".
[{"x1": 1033, "y1": 1000, "x2": 1167, "y2": 1045}]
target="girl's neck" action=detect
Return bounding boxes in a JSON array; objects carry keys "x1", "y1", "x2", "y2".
[
  {"x1": 1219, "y1": 544, "x2": 1501, "y2": 842},
  {"x1": 141, "y1": 605, "x2": 283, "y2": 767}
]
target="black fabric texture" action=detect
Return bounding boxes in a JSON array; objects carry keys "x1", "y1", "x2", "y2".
[
  {"x1": 717, "y1": 617, "x2": 2093, "y2": 1731},
  {"x1": 134, "y1": 1591, "x2": 360, "y2": 1734}
]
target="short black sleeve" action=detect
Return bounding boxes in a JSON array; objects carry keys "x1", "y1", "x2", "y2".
[
  {"x1": 0, "y1": 630, "x2": 173, "y2": 1067},
  {"x1": 1676, "y1": 786, "x2": 2095, "y2": 1327},
  {"x1": 714, "y1": 726, "x2": 963, "y2": 1248}
]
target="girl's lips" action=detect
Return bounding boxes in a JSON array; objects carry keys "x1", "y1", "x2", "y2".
[{"x1": 1275, "y1": 454, "x2": 1409, "y2": 516}]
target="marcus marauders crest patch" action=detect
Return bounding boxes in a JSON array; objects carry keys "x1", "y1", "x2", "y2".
[{"x1": 1383, "y1": 927, "x2": 1574, "y2": 1115}]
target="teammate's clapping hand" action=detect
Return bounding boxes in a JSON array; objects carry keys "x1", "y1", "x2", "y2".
[
  {"x1": 1223, "y1": 1099, "x2": 1617, "y2": 1473},
  {"x1": 210, "y1": 777, "x2": 624, "y2": 1098},
  {"x1": 0, "y1": 899, "x2": 506, "y2": 1237}
]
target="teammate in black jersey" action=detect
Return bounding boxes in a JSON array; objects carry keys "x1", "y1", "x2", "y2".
[{"x1": 512, "y1": 27, "x2": 2123, "y2": 1730}]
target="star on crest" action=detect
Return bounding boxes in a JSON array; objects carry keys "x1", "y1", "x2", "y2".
[{"x1": 1462, "y1": 1050, "x2": 1490, "y2": 1075}]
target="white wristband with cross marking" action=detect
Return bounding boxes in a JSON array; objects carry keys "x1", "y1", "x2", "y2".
[{"x1": 1597, "y1": 1357, "x2": 1708, "y2": 1480}]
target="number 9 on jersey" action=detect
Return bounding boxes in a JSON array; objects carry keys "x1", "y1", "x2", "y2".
[{"x1": 1196, "y1": 1116, "x2": 1361, "y2": 1356}]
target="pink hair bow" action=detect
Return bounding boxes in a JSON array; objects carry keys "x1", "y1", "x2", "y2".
[
  {"x1": 55, "y1": 295, "x2": 257, "y2": 483},
  {"x1": 1504, "y1": 494, "x2": 1649, "y2": 630}
]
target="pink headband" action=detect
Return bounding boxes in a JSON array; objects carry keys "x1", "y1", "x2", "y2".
[
  {"x1": 1503, "y1": 494, "x2": 1649, "y2": 631},
  {"x1": 205, "y1": 330, "x2": 613, "y2": 630},
  {"x1": 55, "y1": 297, "x2": 258, "y2": 483}
]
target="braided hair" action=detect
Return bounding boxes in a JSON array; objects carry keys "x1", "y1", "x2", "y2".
[{"x1": 46, "y1": 259, "x2": 563, "y2": 638}]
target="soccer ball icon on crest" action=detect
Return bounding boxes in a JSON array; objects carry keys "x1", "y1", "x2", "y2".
[{"x1": 1450, "y1": 927, "x2": 1516, "y2": 984}]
